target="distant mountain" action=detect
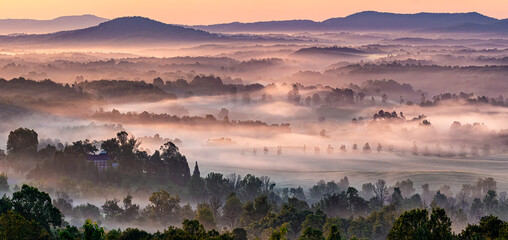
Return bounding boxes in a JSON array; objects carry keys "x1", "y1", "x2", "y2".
[
  {"x1": 321, "y1": 11, "x2": 497, "y2": 30},
  {"x1": 49, "y1": 17, "x2": 221, "y2": 42},
  {"x1": 193, "y1": 11, "x2": 500, "y2": 32},
  {"x1": 0, "y1": 17, "x2": 227, "y2": 45},
  {"x1": 431, "y1": 20, "x2": 508, "y2": 33},
  {"x1": 0, "y1": 15, "x2": 108, "y2": 35},
  {"x1": 194, "y1": 20, "x2": 320, "y2": 32}
]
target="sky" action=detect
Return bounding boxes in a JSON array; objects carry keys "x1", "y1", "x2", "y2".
[{"x1": 0, "y1": 0, "x2": 507, "y2": 25}]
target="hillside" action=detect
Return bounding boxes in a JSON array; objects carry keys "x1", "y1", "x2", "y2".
[
  {"x1": 0, "y1": 17, "x2": 225, "y2": 45},
  {"x1": 0, "y1": 15, "x2": 108, "y2": 35},
  {"x1": 194, "y1": 11, "x2": 500, "y2": 32}
]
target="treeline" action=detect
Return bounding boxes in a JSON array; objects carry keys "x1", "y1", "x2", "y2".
[
  {"x1": 334, "y1": 62, "x2": 508, "y2": 74},
  {"x1": 1, "y1": 182, "x2": 508, "y2": 239},
  {"x1": 0, "y1": 78, "x2": 90, "y2": 108},
  {"x1": 3, "y1": 128, "x2": 508, "y2": 239},
  {"x1": 0, "y1": 78, "x2": 83, "y2": 100},
  {"x1": 0, "y1": 76, "x2": 264, "y2": 105},
  {"x1": 0, "y1": 77, "x2": 174, "y2": 105},
  {"x1": 286, "y1": 80, "x2": 508, "y2": 109},
  {"x1": 3, "y1": 128, "x2": 192, "y2": 188},
  {"x1": 0, "y1": 55, "x2": 284, "y2": 84},
  {"x1": 91, "y1": 109, "x2": 291, "y2": 131},
  {"x1": 75, "y1": 80, "x2": 176, "y2": 102},
  {"x1": 348, "y1": 79, "x2": 423, "y2": 101},
  {"x1": 419, "y1": 91, "x2": 508, "y2": 108},
  {"x1": 287, "y1": 84, "x2": 357, "y2": 107},
  {"x1": 286, "y1": 81, "x2": 414, "y2": 108},
  {"x1": 153, "y1": 75, "x2": 264, "y2": 97}
]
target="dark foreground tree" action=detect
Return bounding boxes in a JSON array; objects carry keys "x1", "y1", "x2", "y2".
[
  {"x1": 388, "y1": 208, "x2": 452, "y2": 240},
  {"x1": 0, "y1": 211, "x2": 49, "y2": 240},
  {"x1": 11, "y1": 184, "x2": 62, "y2": 230},
  {"x1": 458, "y1": 215, "x2": 508, "y2": 240}
]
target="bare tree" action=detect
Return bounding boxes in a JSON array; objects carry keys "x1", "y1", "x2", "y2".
[{"x1": 374, "y1": 179, "x2": 388, "y2": 206}]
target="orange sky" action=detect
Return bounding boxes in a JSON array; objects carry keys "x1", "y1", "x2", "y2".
[{"x1": 1, "y1": 0, "x2": 507, "y2": 25}]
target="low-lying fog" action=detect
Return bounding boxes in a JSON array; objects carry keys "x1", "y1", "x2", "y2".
[
  {"x1": 3, "y1": 91, "x2": 508, "y2": 195},
  {"x1": 1, "y1": 29, "x2": 508, "y2": 220}
]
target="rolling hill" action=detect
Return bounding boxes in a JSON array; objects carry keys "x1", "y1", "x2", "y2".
[
  {"x1": 0, "y1": 17, "x2": 226, "y2": 45},
  {"x1": 193, "y1": 11, "x2": 501, "y2": 33},
  {"x1": 0, "y1": 15, "x2": 108, "y2": 35}
]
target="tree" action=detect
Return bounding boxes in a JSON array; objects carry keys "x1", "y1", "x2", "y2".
[
  {"x1": 73, "y1": 203, "x2": 101, "y2": 224},
  {"x1": 388, "y1": 208, "x2": 429, "y2": 240},
  {"x1": 11, "y1": 184, "x2": 62, "y2": 230},
  {"x1": 83, "y1": 219, "x2": 105, "y2": 240},
  {"x1": 7, "y1": 128, "x2": 39, "y2": 171},
  {"x1": 67, "y1": 139, "x2": 98, "y2": 156},
  {"x1": 347, "y1": 187, "x2": 368, "y2": 215},
  {"x1": 102, "y1": 199, "x2": 123, "y2": 221},
  {"x1": 52, "y1": 192, "x2": 73, "y2": 215},
  {"x1": 253, "y1": 195, "x2": 271, "y2": 220},
  {"x1": 458, "y1": 215, "x2": 507, "y2": 240},
  {"x1": 145, "y1": 190, "x2": 181, "y2": 224},
  {"x1": 122, "y1": 194, "x2": 140, "y2": 222},
  {"x1": 374, "y1": 179, "x2": 388, "y2": 206},
  {"x1": 299, "y1": 227, "x2": 324, "y2": 240},
  {"x1": 363, "y1": 143, "x2": 371, "y2": 153},
  {"x1": 301, "y1": 209, "x2": 326, "y2": 232},
  {"x1": 270, "y1": 223, "x2": 288, "y2": 240},
  {"x1": 470, "y1": 198, "x2": 485, "y2": 220},
  {"x1": 395, "y1": 179, "x2": 416, "y2": 199},
  {"x1": 160, "y1": 142, "x2": 191, "y2": 186},
  {"x1": 361, "y1": 183, "x2": 375, "y2": 200},
  {"x1": 241, "y1": 195, "x2": 271, "y2": 225},
  {"x1": 7, "y1": 128, "x2": 38, "y2": 156},
  {"x1": 0, "y1": 173, "x2": 8, "y2": 192},
  {"x1": 429, "y1": 208, "x2": 453, "y2": 240},
  {"x1": 432, "y1": 191, "x2": 449, "y2": 210},
  {"x1": 239, "y1": 174, "x2": 262, "y2": 201},
  {"x1": 188, "y1": 162, "x2": 206, "y2": 200},
  {"x1": 223, "y1": 192, "x2": 243, "y2": 229},
  {"x1": 146, "y1": 150, "x2": 165, "y2": 176},
  {"x1": 0, "y1": 194, "x2": 12, "y2": 215},
  {"x1": 316, "y1": 192, "x2": 349, "y2": 218},
  {"x1": 205, "y1": 172, "x2": 230, "y2": 201},
  {"x1": 0, "y1": 211, "x2": 49, "y2": 240},
  {"x1": 326, "y1": 225, "x2": 341, "y2": 240},
  {"x1": 484, "y1": 190, "x2": 498, "y2": 214},
  {"x1": 118, "y1": 228, "x2": 150, "y2": 240},
  {"x1": 312, "y1": 93, "x2": 322, "y2": 106},
  {"x1": 291, "y1": 187, "x2": 306, "y2": 201},
  {"x1": 288, "y1": 84, "x2": 301, "y2": 104},
  {"x1": 58, "y1": 225, "x2": 81, "y2": 240},
  {"x1": 388, "y1": 208, "x2": 452, "y2": 240},
  {"x1": 196, "y1": 203, "x2": 216, "y2": 230}
]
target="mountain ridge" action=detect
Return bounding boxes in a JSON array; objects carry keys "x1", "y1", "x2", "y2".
[
  {"x1": 192, "y1": 11, "x2": 502, "y2": 33},
  {"x1": 1, "y1": 11, "x2": 506, "y2": 46},
  {"x1": 0, "y1": 15, "x2": 109, "y2": 35},
  {"x1": 0, "y1": 17, "x2": 296, "y2": 45}
]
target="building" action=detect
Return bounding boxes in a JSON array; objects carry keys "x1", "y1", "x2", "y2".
[{"x1": 86, "y1": 151, "x2": 116, "y2": 171}]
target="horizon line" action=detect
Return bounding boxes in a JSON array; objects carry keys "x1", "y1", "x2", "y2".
[{"x1": 1, "y1": 10, "x2": 505, "y2": 26}]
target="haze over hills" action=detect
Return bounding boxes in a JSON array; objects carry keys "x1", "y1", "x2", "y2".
[
  {"x1": 0, "y1": 16, "x2": 303, "y2": 46},
  {"x1": 0, "y1": 17, "x2": 229, "y2": 45},
  {"x1": 0, "y1": 15, "x2": 108, "y2": 35},
  {"x1": 193, "y1": 11, "x2": 504, "y2": 33},
  {"x1": 1, "y1": 11, "x2": 507, "y2": 47},
  {"x1": 49, "y1": 17, "x2": 221, "y2": 42},
  {"x1": 431, "y1": 20, "x2": 508, "y2": 33}
]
